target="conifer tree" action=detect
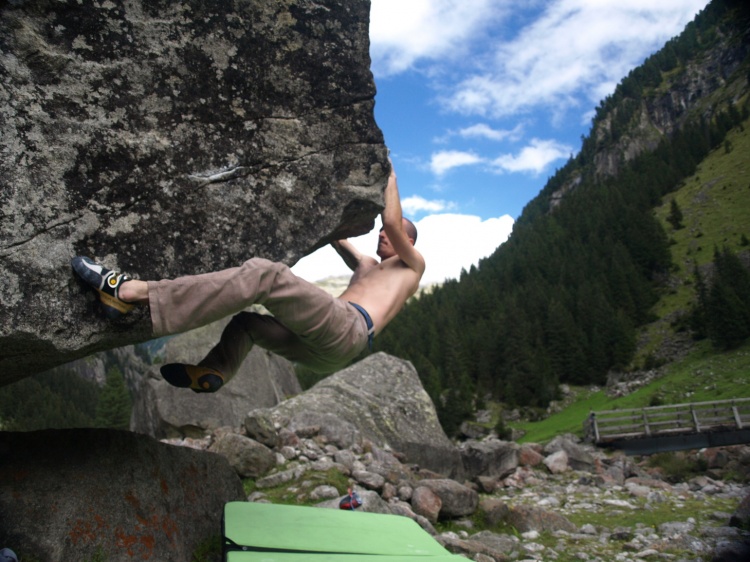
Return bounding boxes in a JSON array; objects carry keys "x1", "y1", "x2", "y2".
[
  {"x1": 437, "y1": 369, "x2": 475, "y2": 437},
  {"x1": 545, "y1": 299, "x2": 587, "y2": 384},
  {"x1": 411, "y1": 353, "x2": 442, "y2": 404},
  {"x1": 667, "y1": 199, "x2": 684, "y2": 230},
  {"x1": 706, "y1": 248, "x2": 750, "y2": 349},
  {"x1": 707, "y1": 282, "x2": 750, "y2": 349},
  {"x1": 715, "y1": 247, "x2": 750, "y2": 306},
  {"x1": 95, "y1": 367, "x2": 132, "y2": 430},
  {"x1": 691, "y1": 263, "x2": 710, "y2": 340}
]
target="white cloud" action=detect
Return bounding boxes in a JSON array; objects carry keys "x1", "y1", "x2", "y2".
[
  {"x1": 430, "y1": 150, "x2": 483, "y2": 176},
  {"x1": 402, "y1": 195, "x2": 456, "y2": 215},
  {"x1": 492, "y1": 138, "x2": 572, "y2": 174},
  {"x1": 427, "y1": 138, "x2": 570, "y2": 178},
  {"x1": 458, "y1": 123, "x2": 524, "y2": 142},
  {"x1": 369, "y1": 0, "x2": 507, "y2": 77},
  {"x1": 291, "y1": 213, "x2": 515, "y2": 285},
  {"x1": 416, "y1": 213, "x2": 514, "y2": 283},
  {"x1": 444, "y1": 0, "x2": 707, "y2": 118},
  {"x1": 434, "y1": 123, "x2": 522, "y2": 145}
]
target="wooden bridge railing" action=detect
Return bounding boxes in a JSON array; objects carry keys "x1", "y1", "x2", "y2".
[{"x1": 587, "y1": 398, "x2": 750, "y2": 444}]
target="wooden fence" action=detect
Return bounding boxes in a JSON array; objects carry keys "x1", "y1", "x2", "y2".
[{"x1": 587, "y1": 398, "x2": 750, "y2": 444}]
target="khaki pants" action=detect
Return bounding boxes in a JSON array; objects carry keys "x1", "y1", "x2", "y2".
[{"x1": 147, "y1": 258, "x2": 369, "y2": 376}]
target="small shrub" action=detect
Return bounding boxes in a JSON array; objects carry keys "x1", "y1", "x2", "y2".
[
  {"x1": 648, "y1": 393, "x2": 664, "y2": 407},
  {"x1": 643, "y1": 354, "x2": 666, "y2": 370},
  {"x1": 494, "y1": 418, "x2": 513, "y2": 440},
  {"x1": 648, "y1": 452, "x2": 707, "y2": 483}
]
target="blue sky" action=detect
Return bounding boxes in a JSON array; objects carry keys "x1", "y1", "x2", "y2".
[{"x1": 293, "y1": 0, "x2": 708, "y2": 285}]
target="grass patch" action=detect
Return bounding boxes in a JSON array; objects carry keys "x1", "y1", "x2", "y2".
[
  {"x1": 563, "y1": 495, "x2": 737, "y2": 530},
  {"x1": 646, "y1": 117, "x2": 750, "y2": 339},
  {"x1": 637, "y1": 340, "x2": 750, "y2": 405},
  {"x1": 514, "y1": 339, "x2": 750, "y2": 444},
  {"x1": 192, "y1": 535, "x2": 222, "y2": 562},
  {"x1": 512, "y1": 388, "x2": 612, "y2": 444},
  {"x1": 655, "y1": 118, "x2": 750, "y2": 274},
  {"x1": 243, "y1": 468, "x2": 350, "y2": 506}
]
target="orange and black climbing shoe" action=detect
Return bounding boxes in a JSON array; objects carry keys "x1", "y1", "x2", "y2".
[
  {"x1": 71, "y1": 256, "x2": 134, "y2": 319},
  {"x1": 160, "y1": 363, "x2": 225, "y2": 393}
]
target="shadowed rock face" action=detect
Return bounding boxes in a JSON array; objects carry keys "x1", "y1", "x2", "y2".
[
  {"x1": 0, "y1": 0, "x2": 385, "y2": 384},
  {"x1": 130, "y1": 316, "x2": 303, "y2": 439},
  {"x1": 0, "y1": 429, "x2": 244, "y2": 561}
]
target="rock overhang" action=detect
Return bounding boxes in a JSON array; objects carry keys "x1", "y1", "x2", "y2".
[{"x1": 0, "y1": 0, "x2": 386, "y2": 383}]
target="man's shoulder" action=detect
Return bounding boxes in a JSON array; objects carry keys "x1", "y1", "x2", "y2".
[
  {"x1": 397, "y1": 248, "x2": 426, "y2": 277},
  {"x1": 387, "y1": 255, "x2": 425, "y2": 281}
]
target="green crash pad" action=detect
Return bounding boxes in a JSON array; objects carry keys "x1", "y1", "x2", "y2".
[
  {"x1": 223, "y1": 502, "x2": 462, "y2": 561},
  {"x1": 226, "y1": 553, "x2": 466, "y2": 562}
]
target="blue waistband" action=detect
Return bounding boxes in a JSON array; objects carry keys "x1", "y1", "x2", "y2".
[{"x1": 348, "y1": 302, "x2": 374, "y2": 350}]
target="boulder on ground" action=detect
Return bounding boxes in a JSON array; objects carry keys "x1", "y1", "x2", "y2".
[
  {"x1": 0, "y1": 429, "x2": 244, "y2": 561},
  {"x1": 257, "y1": 353, "x2": 464, "y2": 477},
  {"x1": 417, "y1": 479, "x2": 479, "y2": 519},
  {"x1": 411, "y1": 486, "x2": 443, "y2": 524},
  {"x1": 506, "y1": 505, "x2": 577, "y2": 534},
  {"x1": 518, "y1": 443, "x2": 545, "y2": 467},
  {"x1": 208, "y1": 433, "x2": 276, "y2": 478},
  {"x1": 544, "y1": 450, "x2": 569, "y2": 474},
  {"x1": 461, "y1": 439, "x2": 519, "y2": 481},
  {"x1": 437, "y1": 533, "x2": 513, "y2": 562},
  {"x1": 543, "y1": 435, "x2": 596, "y2": 471}
]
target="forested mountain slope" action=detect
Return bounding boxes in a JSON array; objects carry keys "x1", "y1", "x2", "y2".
[{"x1": 374, "y1": 0, "x2": 750, "y2": 435}]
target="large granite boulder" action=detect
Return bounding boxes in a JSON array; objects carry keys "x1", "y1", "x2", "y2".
[
  {"x1": 255, "y1": 352, "x2": 464, "y2": 478},
  {"x1": 131, "y1": 315, "x2": 301, "y2": 438},
  {"x1": 416, "y1": 479, "x2": 479, "y2": 519},
  {"x1": 0, "y1": 0, "x2": 385, "y2": 385},
  {"x1": 460, "y1": 439, "x2": 520, "y2": 481},
  {"x1": 543, "y1": 435, "x2": 596, "y2": 472},
  {"x1": 0, "y1": 429, "x2": 244, "y2": 561}
]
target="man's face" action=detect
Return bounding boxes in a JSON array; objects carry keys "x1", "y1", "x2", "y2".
[
  {"x1": 377, "y1": 219, "x2": 416, "y2": 260},
  {"x1": 376, "y1": 227, "x2": 395, "y2": 260}
]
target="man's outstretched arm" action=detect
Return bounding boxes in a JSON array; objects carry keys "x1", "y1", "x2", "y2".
[
  {"x1": 382, "y1": 162, "x2": 426, "y2": 275},
  {"x1": 331, "y1": 239, "x2": 366, "y2": 272}
]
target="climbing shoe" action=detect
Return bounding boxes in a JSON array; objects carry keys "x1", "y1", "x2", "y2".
[
  {"x1": 71, "y1": 256, "x2": 134, "y2": 319},
  {"x1": 160, "y1": 363, "x2": 225, "y2": 393}
]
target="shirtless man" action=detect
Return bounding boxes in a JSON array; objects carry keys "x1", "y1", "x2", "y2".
[{"x1": 72, "y1": 161, "x2": 425, "y2": 393}]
